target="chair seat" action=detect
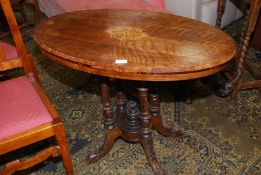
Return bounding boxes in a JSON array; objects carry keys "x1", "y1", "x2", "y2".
[
  {"x1": 0, "y1": 76, "x2": 53, "y2": 140},
  {"x1": 0, "y1": 41, "x2": 18, "y2": 60}
]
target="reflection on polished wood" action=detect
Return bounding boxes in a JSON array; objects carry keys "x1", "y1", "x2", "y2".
[
  {"x1": 33, "y1": 9, "x2": 237, "y2": 81},
  {"x1": 33, "y1": 9, "x2": 237, "y2": 174}
]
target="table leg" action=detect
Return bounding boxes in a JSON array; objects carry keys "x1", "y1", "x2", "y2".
[
  {"x1": 87, "y1": 84, "x2": 182, "y2": 175},
  {"x1": 138, "y1": 88, "x2": 166, "y2": 175},
  {"x1": 150, "y1": 94, "x2": 183, "y2": 137},
  {"x1": 87, "y1": 83, "x2": 121, "y2": 164}
]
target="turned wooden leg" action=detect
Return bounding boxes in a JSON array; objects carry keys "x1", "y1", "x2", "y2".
[
  {"x1": 87, "y1": 83, "x2": 121, "y2": 164},
  {"x1": 32, "y1": 0, "x2": 41, "y2": 24},
  {"x1": 216, "y1": 0, "x2": 226, "y2": 28},
  {"x1": 217, "y1": 1, "x2": 261, "y2": 98},
  {"x1": 217, "y1": 11, "x2": 251, "y2": 97},
  {"x1": 19, "y1": 2, "x2": 29, "y2": 25},
  {"x1": 138, "y1": 88, "x2": 165, "y2": 175},
  {"x1": 150, "y1": 94, "x2": 183, "y2": 137},
  {"x1": 116, "y1": 91, "x2": 127, "y2": 121}
]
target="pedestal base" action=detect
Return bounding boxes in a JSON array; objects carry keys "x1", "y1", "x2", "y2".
[{"x1": 87, "y1": 83, "x2": 183, "y2": 175}]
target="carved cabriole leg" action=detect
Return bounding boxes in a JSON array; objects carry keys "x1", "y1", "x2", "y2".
[
  {"x1": 216, "y1": 0, "x2": 226, "y2": 28},
  {"x1": 87, "y1": 83, "x2": 121, "y2": 164},
  {"x1": 138, "y1": 88, "x2": 165, "y2": 175},
  {"x1": 150, "y1": 94, "x2": 182, "y2": 137}
]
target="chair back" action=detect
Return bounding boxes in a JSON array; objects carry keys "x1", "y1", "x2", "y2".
[
  {"x1": 0, "y1": 1, "x2": 74, "y2": 174},
  {"x1": 0, "y1": 0, "x2": 37, "y2": 77}
]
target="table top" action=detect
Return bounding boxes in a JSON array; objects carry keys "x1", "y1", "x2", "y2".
[{"x1": 33, "y1": 9, "x2": 237, "y2": 81}]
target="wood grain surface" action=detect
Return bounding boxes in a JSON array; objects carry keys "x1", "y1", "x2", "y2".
[{"x1": 33, "y1": 9, "x2": 237, "y2": 81}]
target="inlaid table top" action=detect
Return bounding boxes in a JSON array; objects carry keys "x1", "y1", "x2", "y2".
[{"x1": 33, "y1": 9, "x2": 237, "y2": 81}]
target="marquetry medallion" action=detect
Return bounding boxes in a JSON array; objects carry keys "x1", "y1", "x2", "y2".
[{"x1": 106, "y1": 26, "x2": 148, "y2": 41}]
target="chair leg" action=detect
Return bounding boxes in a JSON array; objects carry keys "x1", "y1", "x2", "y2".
[
  {"x1": 216, "y1": 0, "x2": 227, "y2": 28},
  {"x1": 25, "y1": 0, "x2": 41, "y2": 24},
  {"x1": 54, "y1": 124, "x2": 74, "y2": 175},
  {"x1": 231, "y1": 83, "x2": 240, "y2": 99},
  {"x1": 19, "y1": 0, "x2": 41, "y2": 25},
  {"x1": 33, "y1": 0, "x2": 40, "y2": 24},
  {"x1": 18, "y1": 2, "x2": 30, "y2": 26}
]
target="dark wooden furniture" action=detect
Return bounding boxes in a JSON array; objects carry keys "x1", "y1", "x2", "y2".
[
  {"x1": 251, "y1": 12, "x2": 261, "y2": 50},
  {"x1": 0, "y1": 0, "x2": 40, "y2": 39},
  {"x1": 216, "y1": 0, "x2": 261, "y2": 98},
  {"x1": 17, "y1": 0, "x2": 40, "y2": 25},
  {"x1": 0, "y1": 0, "x2": 73, "y2": 174},
  {"x1": 33, "y1": 9, "x2": 237, "y2": 175}
]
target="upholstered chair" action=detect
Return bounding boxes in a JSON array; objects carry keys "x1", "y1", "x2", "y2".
[{"x1": 0, "y1": 0, "x2": 73, "y2": 174}]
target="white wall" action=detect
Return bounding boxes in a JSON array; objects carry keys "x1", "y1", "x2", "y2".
[{"x1": 164, "y1": 0, "x2": 243, "y2": 27}]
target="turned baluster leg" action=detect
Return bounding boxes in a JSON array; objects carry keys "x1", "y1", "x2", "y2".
[
  {"x1": 217, "y1": 0, "x2": 261, "y2": 98},
  {"x1": 116, "y1": 91, "x2": 127, "y2": 119},
  {"x1": 231, "y1": 0, "x2": 261, "y2": 98},
  {"x1": 231, "y1": 11, "x2": 252, "y2": 98},
  {"x1": 138, "y1": 88, "x2": 165, "y2": 175},
  {"x1": 216, "y1": 0, "x2": 227, "y2": 28},
  {"x1": 150, "y1": 94, "x2": 182, "y2": 137},
  {"x1": 87, "y1": 83, "x2": 121, "y2": 164},
  {"x1": 32, "y1": 0, "x2": 41, "y2": 24},
  {"x1": 116, "y1": 91, "x2": 141, "y2": 135},
  {"x1": 216, "y1": 11, "x2": 250, "y2": 97},
  {"x1": 19, "y1": 2, "x2": 29, "y2": 25}
]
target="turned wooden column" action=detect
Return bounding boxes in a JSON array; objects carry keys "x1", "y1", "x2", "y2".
[
  {"x1": 216, "y1": 0, "x2": 227, "y2": 28},
  {"x1": 138, "y1": 88, "x2": 165, "y2": 175},
  {"x1": 101, "y1": 83, "x2": 115, "y2": 130},
  {"x1": 216, "y1": 0, "x2": 261, "y2": 98}
]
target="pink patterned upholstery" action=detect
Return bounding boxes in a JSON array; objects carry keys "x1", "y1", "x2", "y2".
[
  {"x1": 39, "y1": 0, "x2": 167, "y2": 17},
  {"x1": 0, "y1": 76, "x2": 53, "y2": 139},
  {"x1": 0, "y1": 41, "x2": 18, "y2": 60}
]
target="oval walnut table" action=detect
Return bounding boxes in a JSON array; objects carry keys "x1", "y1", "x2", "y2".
[{"x1": 33, "y1": 9, "x2": 237, "y2": 175}]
